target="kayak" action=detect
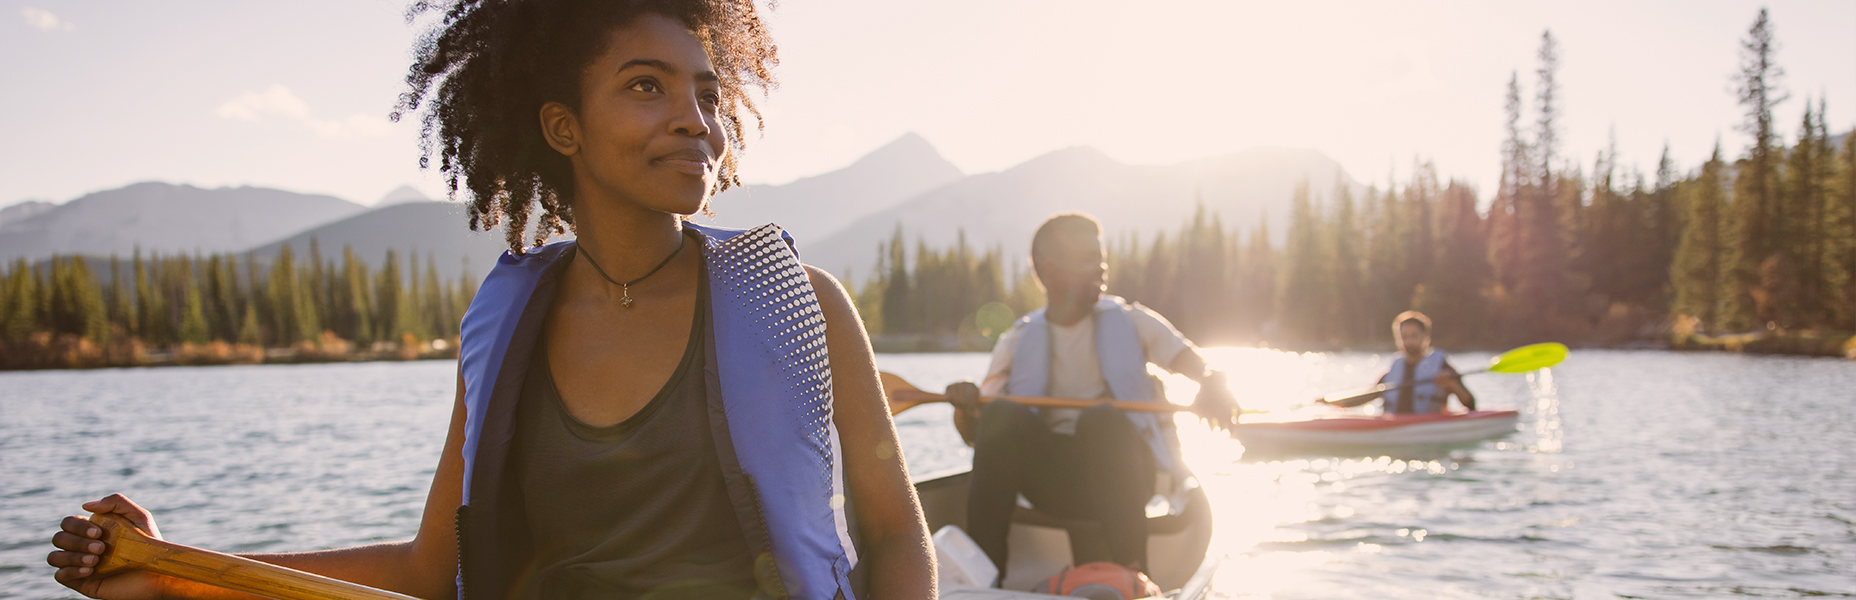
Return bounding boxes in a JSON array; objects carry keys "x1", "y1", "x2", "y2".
[
  {"x1": 915, "y1": 470, "x2": 1218, "y2": 599},
  {"x1": 1231, "y1": 410, "x2": 1521, "y2": 454}
]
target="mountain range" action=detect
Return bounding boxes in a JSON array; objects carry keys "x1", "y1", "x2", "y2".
[
  {"x1": 2, "y1": 136, "x2": 1358, "y2": 280},
  {"x1": 0, "y1": 182, "x2": 365, "y2": 263}
]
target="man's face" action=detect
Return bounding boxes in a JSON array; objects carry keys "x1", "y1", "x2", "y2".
[
  {"x1": 1034, "y1": 232, "x2": 1107, "y2": 307},
  {"x1": 1397, "y1": 322, "x2": 1430, "y2": 356}
]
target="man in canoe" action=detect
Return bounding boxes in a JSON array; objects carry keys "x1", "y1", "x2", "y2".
[
  {"x1": 1320, "y1": 310, "x2": 1477, "y2": 413},
  {"x1": 48, "y1": 1, "x2": 935, "y2": 598},
  {"x1": 943, "y1": 213, "x2": 1237, "y2": 584}
]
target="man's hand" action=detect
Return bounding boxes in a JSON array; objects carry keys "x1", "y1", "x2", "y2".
[
  {"x1": 945, "y1": 381, "x2": 982, "y2": 447},
  {"x1": 1190, "y1": 371, "x2": 1240, "y2": 430}
]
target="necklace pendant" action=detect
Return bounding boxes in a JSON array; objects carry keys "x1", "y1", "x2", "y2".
[{"x1": 620, "y1": 295, "x2": 635, "y2": 309}]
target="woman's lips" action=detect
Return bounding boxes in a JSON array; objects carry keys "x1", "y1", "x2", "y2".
[{"x1": 656, "y1": 151, "x2": 713, "y2": 176}]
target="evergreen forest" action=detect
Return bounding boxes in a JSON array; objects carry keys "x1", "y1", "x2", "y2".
[{"x1": 0, "y1": 240, "x2": 476, "y2": 369}]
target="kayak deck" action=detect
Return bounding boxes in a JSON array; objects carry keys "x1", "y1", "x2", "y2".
[
  {"x1": 915, "y1": 470, "x2": 1217, "y2": 599},
  {"x1": 1231, "y1": 410, "x2": 1521, "y2": 454}
]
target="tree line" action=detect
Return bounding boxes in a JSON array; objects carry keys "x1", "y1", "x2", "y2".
[
  {"x1": 0, "y1": 240, "x2": 477, "y2": 369},
  {"x1": 853, "y1": 9, "x2": 1856, "y2": 353}
]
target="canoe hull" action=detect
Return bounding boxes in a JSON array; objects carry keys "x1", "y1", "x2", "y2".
[
  {"x1": 1231, "y1": 410, "x2": 1521, "y2": 454},
  {"x1": 915, "y1": 471, "x2": 1216, "y2": 598}
]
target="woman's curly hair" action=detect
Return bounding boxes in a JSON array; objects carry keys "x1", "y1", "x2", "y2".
[{"x1": 392, "y1": 0, "x2": 777, "y2": 253}]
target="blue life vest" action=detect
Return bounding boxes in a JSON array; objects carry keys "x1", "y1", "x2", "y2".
[
  {"x1": 1005, "y1": 296, "x2": 1183, "y2": 475},
  {"x1": 1382, "y1": 350, "x2": 1449, "y2": 414},
  {"x1": 455, "y1": 223, "x2": 857, "y2": 600}
]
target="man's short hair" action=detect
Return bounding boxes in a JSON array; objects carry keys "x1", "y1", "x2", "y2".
[
  {"x1": 1393, "y1": 310, "x2": 1432, "y2": 333},
  {"x1": 1030, "y1": 213, "x2": 1103, "y2": 261}
]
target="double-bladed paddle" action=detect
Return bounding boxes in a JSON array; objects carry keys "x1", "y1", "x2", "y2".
[{"x1": 1317, "y1": 342, "x2": 1569, "y2": 406}]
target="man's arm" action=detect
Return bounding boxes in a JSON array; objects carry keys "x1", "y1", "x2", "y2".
[
  {"x1": 947, "y1": 325, "x2": 1019, "y2": 447},
  {"x1": 1320, "y1": 372, "x2": 1390, "y2": 408},
  {"x1": 1437, "y1": 363, "x2": 1477, "y2": 411}
]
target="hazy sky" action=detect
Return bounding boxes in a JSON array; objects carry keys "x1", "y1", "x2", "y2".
[{"x1": 3, "y1": 0, "x2": 1851, "y2": 208}]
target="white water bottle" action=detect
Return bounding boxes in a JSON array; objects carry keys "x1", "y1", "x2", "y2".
[{"x1": 931, "y1": 525, "x2": 1000, "y2": 588}]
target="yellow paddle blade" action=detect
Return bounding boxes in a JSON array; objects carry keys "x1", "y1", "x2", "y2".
[{"x1": 1488, "y1": 342, "x2": 1568, "y2": 373}]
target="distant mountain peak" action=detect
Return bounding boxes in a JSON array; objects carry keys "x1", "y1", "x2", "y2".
[
  {"x1": 1020, "y1": 145, "x2": 1119, "y2": 170},
  {"x1": 0, "y1": 200, "x2": 55, "y2": 228},
  {"x1": 376, "y1": 185, "x2": 432, "y2": 206},
  {"x1": 844, "y1": 132, "x2": 961, "y2": 176}
]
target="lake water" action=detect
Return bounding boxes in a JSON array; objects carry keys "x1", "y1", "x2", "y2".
[{"x1": 1, "y1": 350, "x2": 1852, "y2": 599}]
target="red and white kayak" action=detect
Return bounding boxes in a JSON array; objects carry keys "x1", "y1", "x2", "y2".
[{"x1": 1231, "y1": 410, "x2": 1521, "y2": 453}]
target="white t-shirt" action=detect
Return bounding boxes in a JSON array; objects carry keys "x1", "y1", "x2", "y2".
[{"x1": 978, "y1": 300, "x2": 1194, "y2": 435}]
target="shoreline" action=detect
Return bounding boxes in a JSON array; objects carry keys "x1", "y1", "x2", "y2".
[{"x1": 6, "y1": 331, "x2": 1850, "y2": 373}]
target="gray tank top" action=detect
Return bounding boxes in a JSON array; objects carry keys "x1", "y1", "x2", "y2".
[{"x1": 512, "y1": 262, "x2": 756, "y2": 600}]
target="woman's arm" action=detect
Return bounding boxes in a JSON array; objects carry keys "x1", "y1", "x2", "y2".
[
  {"x1": 51, "y1": 377, "x2": 469, "y2": 599},
  {"x1": 807, "y1": 265, "x2": 936, "y2": 600}
]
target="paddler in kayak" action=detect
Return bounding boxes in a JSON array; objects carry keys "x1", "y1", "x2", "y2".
[
  {"x1": 47, "y1": 1, "x2": 935, "y2": 599},
  {"x1": 1320, "y1": 310, "x2": 1477, "y2": 413},
  {"x1": 943, "y1": 213, "x2": 1238, "y2": 585}
]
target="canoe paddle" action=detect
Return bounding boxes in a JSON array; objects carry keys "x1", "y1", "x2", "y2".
[
  {"x1": 85, "y1": 512, "x2": 416, "y2": 600},
  {"x1": 878, "y1": 371, "x2": 1243, "y2": 432},
  {"x1": 1318, "y1": 342, "x2": 1569, "y2": 406},
  {"x1": 880, "y1": 372, "x2": 1203, "y2": 416}
]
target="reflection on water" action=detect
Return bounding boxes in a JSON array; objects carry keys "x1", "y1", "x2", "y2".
[
  {"x1": 2, "y1": 350, "x2": 1853, "y2": 598},
  {"x1": 885, "y1": 349, "x2": 1856, "y2": 599}
]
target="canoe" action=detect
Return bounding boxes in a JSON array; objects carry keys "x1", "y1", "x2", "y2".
[
  {"x1": 915, "y1": 470, "x2": 1219, "y2": 599},
  {"x1": 1230, "y1": 410, "x2": 1521, "y2": 454}
]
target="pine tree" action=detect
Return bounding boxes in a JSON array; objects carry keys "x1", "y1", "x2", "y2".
[
  {"x1": 210, "y1": 255, "x2": 240, "y2": 342},
  {"x1": 179, "y1": 283, "x2": 210, "y2": 344},
  {"x1": 1489, "y1": 71, "x2": 1531, "y2": 295},
  {"x1": 1647, "y1": 144, "x2": 1685, "y2": 307},
  {"x1": 1826, "y1": 119, "x2": 1856, "y2": 327},
  {"x1": 4, "y1": 258, "x2": 38, "y2": 343},
  {"x1": 1328, "y1": 180, "x2": 1369, "y2": 345},
  {"x1": 245, "y1": 255, "x2": 270, "y2": 346},
  {"x1": 307, "y1": 237, "x2": 326, "y2": 337},
  {"x1": 879, "y1": 227, "x2": 912, "y2": 335},
  {"x1": 1723, "y1": 7, "x2": 1789, "y2": 329},
  {"x1": 108, "y1": 256, "x2": 134, "y2": 338},
  {"x1": 269, "y1": 244, "x2": 307, "y2": 344},
  {"x1": 1236, "y1": 218, "x2": 1277, "y2": 342},
  {"x1": 1785, "y1": 100, "x2": 1828, "y2": 326},
  {"x1": 1278, "y1": 179, "x2": 1331, "y2": 345},
  {"x1": 376, "y1": 249, "x2": 404, "y2": 342},
  {"x1": 1417, "y1": 181, "x2": 1491, "y2": 346},
  {"x1": 455, "y1": 257, "x2": 476, "y2": 329},
  {"x1": 1673, "y1": 143, "x2": 1728, "y2": 329},
  {"x1": 424, "y1": 255, "x2": 448, "y2": 339},
  {"x1": 334, "y1": 246, "x2": 367, "y2": 343}
]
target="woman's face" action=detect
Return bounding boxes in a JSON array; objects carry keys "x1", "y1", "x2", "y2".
[{"x1": 550, "y1": 14, "x2": 728, "y2": 217}]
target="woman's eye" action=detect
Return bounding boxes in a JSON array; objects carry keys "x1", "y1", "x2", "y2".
[
  {"x1": 700, "y1": 91, "x2": 721, "y2": 106},
  {"x1": 628, "y1": 80, "x2": 661, "y2": 93}
]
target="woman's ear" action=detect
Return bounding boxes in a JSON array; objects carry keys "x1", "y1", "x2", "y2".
[{"x1": 539, "y1": 101, "x2": 580, "y2": 156}]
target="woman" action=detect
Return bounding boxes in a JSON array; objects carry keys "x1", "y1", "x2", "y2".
[{"x1": 45, "y1": 1, "x2": 936, "y2": 598}]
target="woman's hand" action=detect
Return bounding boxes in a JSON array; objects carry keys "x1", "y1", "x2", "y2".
[{"x1": 48, "y1": 494, "x2": 171, "y2": 599}]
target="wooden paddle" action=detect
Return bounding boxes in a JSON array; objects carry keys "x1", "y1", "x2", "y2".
[
  {"x1": 1318, "y1": 342, "x2": 1569, "y2": 406},
  {"x1": 85, "y1": 512, "x2": 417, "y2": 600},
  {"x1": 879, "y1": 372, "x2": 1201, "y2": 416}
]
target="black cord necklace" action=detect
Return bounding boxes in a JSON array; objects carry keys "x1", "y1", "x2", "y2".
[{"x1": 579, "y1": 236, "x2": 685, "y2": 309}]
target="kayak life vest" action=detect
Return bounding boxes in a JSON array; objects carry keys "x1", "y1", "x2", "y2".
[
  {"x1": 1382, "y1": 349, "x2": 1449, "y2": 414},
  {"x1": 1005, "y1": 295, "x2": 1183, "y2": 475},
  {"x1": 454, "y1": 223, "x2": 858, "y2": 600}
]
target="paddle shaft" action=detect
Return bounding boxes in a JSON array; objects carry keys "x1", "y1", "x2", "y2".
[
  {"x1": 1322, "y1": 366, "x2": 1489, "y2": 406},
  {"x1": 87, "y1": 513, "x2": 417, "y2": 600},
  {"x1": 897, "y1": 389, "x2": 1192, "y2": 414}
]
